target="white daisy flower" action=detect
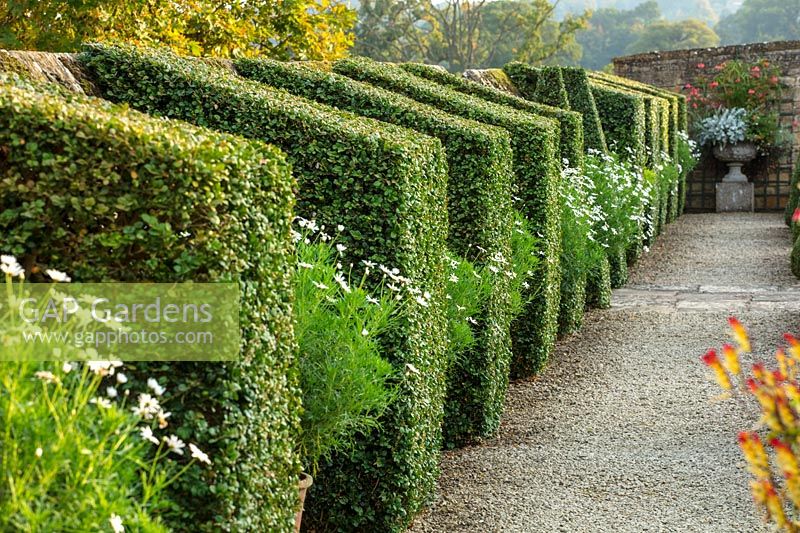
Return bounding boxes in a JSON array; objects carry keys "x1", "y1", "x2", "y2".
[
  {"x1": 45, "y1": 269, "x2": 71, "y2": 282},
  {"x1": 139, "y1": 426, "x2": 160, "y2": 445},
  {"x1": 163, "y1": 434, "x2": 185, "y2": 455},
  {"x1": 189, "y1": 443, "x2": 212, "y2": 465}
]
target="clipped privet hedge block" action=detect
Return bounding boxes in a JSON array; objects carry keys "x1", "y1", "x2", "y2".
[
  {"x1": 0, "y1": 73, "x2": 301, "y2": 531},
  {"x1": 79, "y1": 44, "x2": 450, "y2": 533},
  {"x1": 586, "y1": 254, "x2": 612, "y2": 309},
  {"x1": 588, "y1": 70, "x2": 681, "y2": 158},
  {"x1": 590, "y1": 81, "x2": 646, "y2": 167},
  {"x1": 560, "y1": 67, "x2": 608, "y2": 153},
  {"x1": 534, "y1": 66, "x2": 570, "y2": 110},
  {"x1": 642, "y1": 95, "x2": 661, "y2": 167},
  {"x1": 400, "y1": 63, "x2": 584, "y2": 169},
  {"x1": 503, "y1": 61, "x2": 539, "y2": 97},
  {"x1": 558, "y1": 270, "x2": 587, "y2": 336},
  {"x1": 333, "y1": 56, "x2": 562, "y2": 378},
  {"x1": 233, "y1": 58, "x2": 515, "y2": 448},
  {"x1": 608, "y1": 247, "x2": 629, "y2": 289}
]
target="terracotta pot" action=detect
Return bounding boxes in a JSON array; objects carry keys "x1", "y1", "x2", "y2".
[
  {"x1": 712, "y1": 141, "x2": 757, "y2": 182},
  {"x1": 294, "y1": 472, "x2": 313, "y2": 533}
]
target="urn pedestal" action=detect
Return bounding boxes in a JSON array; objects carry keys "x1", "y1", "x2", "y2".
[{"x1": 713, "y1": 142, "x2": 757, "y2": 212}]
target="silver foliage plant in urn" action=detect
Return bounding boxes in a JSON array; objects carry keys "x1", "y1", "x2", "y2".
[{"x1": 698, "y1": 107, "x2": 757, "y2": 182}]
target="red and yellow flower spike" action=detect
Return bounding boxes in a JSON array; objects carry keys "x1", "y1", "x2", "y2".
[
  {"x1": 776, "y1": 394, "x2": 797, "y2": 432},
  {"x1": 729, "y1": 317, "x2": 751, "y2": 352},
  {"x1": 776, "y1": 349, "x2": 790, "y2": 381},
  {"x1": 739, "y1": 432, "x2": 771, "y2": 480},
  {"x1": 772, "y1": 439, "x2": 800, "y2": 509},
  {"x1": 764, "y1": 480, "x2": 790, "y2": 529},
  {"x1": 785, "y1": 333, "x2": 800, "y2": 364},
  {"x1": 702, "y1": 349, "x2": 732, "y2": 390},
  {"x1": 720, "y1": 343, "x2": 740, "y2": 376}
]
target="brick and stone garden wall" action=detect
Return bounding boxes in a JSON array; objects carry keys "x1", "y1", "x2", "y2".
[{"x1": 614, "y1": 41, "x2": 800, "y2": 211}]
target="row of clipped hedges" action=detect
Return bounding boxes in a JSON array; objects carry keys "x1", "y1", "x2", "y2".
[
  {"x1": 503, "y1": 62, "x2": 608, "y2": 153},
  {"x1": 587, "y1": 70, "x2": 684, "y2": 160},
  {"x1": 590, "y1": 81, "x2": 647, "y2": 167},
  {"x1": 330, "y1": 57, "x2": 563, "y2": 379},
  {"x1": 399, "y1": 62, "x2": 585, "y2": 169},
  {"x1": 0, "y1": 47, "x2": 690, "y2": 532},
  {"x1": 232, "y1": 58, "x2": 515, "y2": 450},
  {"x1": 78, "y1": 44, "x2": 452, "y2": 532},
  {"x1": 0, "y1": 71, "x2": 301, "y2": 531}
]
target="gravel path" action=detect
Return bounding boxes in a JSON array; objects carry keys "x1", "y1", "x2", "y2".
[{"x1": 409, "y1": 213, "x2": 800, "y2": 533}]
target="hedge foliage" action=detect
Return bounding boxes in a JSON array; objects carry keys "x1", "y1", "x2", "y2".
[
  {"x1": 233, "y1": 58, "x2": 515, "y2": 448},
  {"x1": 0, "y1": 72, "x2": 301, "y2": 532},
  {"x1": 78, "y1": 44, "x2": 450, "y2": 533},
  {"x1": 534, "y1": 66, "x2": 570, "y2": 110},
  {"x1": 590, "y1": 81, "x2": 646, "y2": 167},
  {"x1": 332, "y1": 56, "x2": 563, "y2": 378},
  {"x1": 560, "y1": 67, "x2": 609, "y2": 154},
  {"x1": 399, "y1": 62, "x2": 584, "y2": 169},
  {"x1": 505, "y1": 62, "x2": 607, "y2": 154},
  {"x1": 502, "y1": 61, "x2": 539, "y2": 97},
  {"x1": 786, "y1": 154, "x2": 800, "y2": 226},
  {"x1": 587, "y1": 70, "x2": 682, "y2": 159},
  {"x1": 586, "y1": 254, "x2": 612, "y2": 309}
]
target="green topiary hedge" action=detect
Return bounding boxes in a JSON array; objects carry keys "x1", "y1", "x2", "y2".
[
  {"x1": 399, "y1": 63, "x2": 584, "y2": 169},
  {"x1": 590, "y1": 81, "x2": 646, "y2": 167},
  {"x1": 333, "y1": 56, "x2": 562, "y2": 379},
  {"x1": 534, "y1": 66, "x2": 570, "y2": 110},
  {"x1": 608, "y1": 247, "x2": 629, "y2": 289},
  {"x1": 587, "y1": 70, "x2": 682, "y2": 159},
  {"x1": 79, "y1": 44, "x2": 450, "y2": 533},
  {"x1": 0, "y1": 72, "x2": 301, "y2": 531},
  {"x1": 586, "y1": 254, "x2": 612, "y2": 309},
  {"x1": 502, "y1": 61, "x2": 539, "y2": 97},
  {"x1": 233, "y1": 58, "x2": 515, "y2": 448},
  {"x1": 559, "y1": 67, "x2": 609, "y2": 154},
  {"x1": 793, "y1": 234, "x2": 800, "y2": 278}
]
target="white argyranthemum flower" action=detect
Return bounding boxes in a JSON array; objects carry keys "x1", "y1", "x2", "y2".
[
  {"x1": 1, "y1": 262, "x2": 23, "y2": 277},
  {"x1": 366, "y1": 295, "x2": 379, "y2": 305},
  {"x1": 312, "y1": 281, "x2": 329, "y2": 290},
  {"x1": 414, "y1": 296, "x2": 429, "y2": 308},
  {"x1": 189, "y1": 443, "x2": 212, "y2": 465},
  {"x1": 90, "y1": 397, "x2": 112, "y2": 409},
  {"x1": 116, "y1": 372, "x2": 128, "y2": 384},
  {"x1": 449, "y1": 274, "x2": 459, "y2": 283},
  {"x1": 34, "y1": 371, "x2": 58, "y2": 384},
  {"x1": 132, "y1": 393, "x2": 161, "y2": 420},
  {"x1": 109, "y1": 513, "x2": 124, "y2": 533},
  {"x1": 163, "y1": 434, "x2": 185, "y2": 455},
  {"x1": 335, "y1": 243, "x2": 347, "y2": 254},
  {"x1": 147, "y1": 378, "x2": 165, "y2": 396},
  {"x1": 35, "y1": 447, "x2": 43, "y2": 458},
  {"x1": 333, "y1": 273, "x2": 350, "y2": 293},
  {"x1": 361, "y1": 328, "x2": 369, "y2": 336},
  {"x1": 298, "y1": 262, "x2": 313, "y2": 269},
  {"x1": 62, "y1": 361, "x2": 73, "y2": 374},
  {"x1": 362, "y1": 260, "x2": 376, "y2": 268},
  {"x1": 1, "y1": 255, "x2": 16, "y2": 265},
  {"x1": 86, "y1": 360, "x2": 123, "y2": 377},
  {"x1": 139, "y1": 426, "x2": 160, "y2": 445},
  {"x1": 106, "y1": 386, "x2": 118, "y2": 398},
  {"x1": 45, "y1": 269, "x2": 71, "y2": 283},
  {"x1": 336, "y1": 224, "x2": 345, "y2": 232}
]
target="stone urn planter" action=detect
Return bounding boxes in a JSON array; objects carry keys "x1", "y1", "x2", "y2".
[
  {"x1": 294, "y1": 472, "x2": 313, "y2": 532},
  {"x1": 713, "y1": 141, "x2": 757, "y2": 182}
]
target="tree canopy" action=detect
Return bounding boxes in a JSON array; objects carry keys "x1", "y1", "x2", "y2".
[
  {"x1": 353, "y1": 0, "x2": 588, "y2": 71},
  {"x1": 715, "y1": 0, "x2": 800, "y2": 45},
  {"x1": 626, "y1": 18, "x2": 720, "y2": 55},
  {"x1": 0, "y1": 0, "x2": 357, "y2": 59}
]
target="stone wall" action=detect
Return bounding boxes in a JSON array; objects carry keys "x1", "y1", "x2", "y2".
[{"x1": 614, "y1": 41, "x2": 800, "y2": 212}]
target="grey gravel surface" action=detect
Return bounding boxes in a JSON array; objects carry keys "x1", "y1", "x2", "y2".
[{"x1": 409, "y1": 213, "x2": 799, "y2": 533}]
